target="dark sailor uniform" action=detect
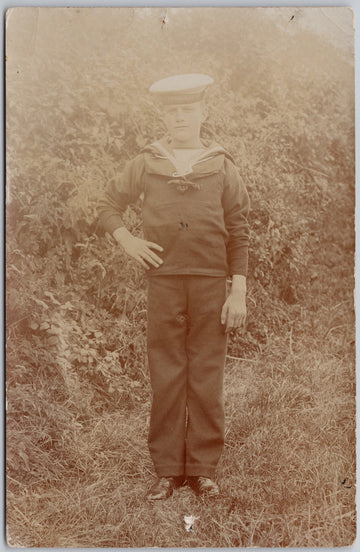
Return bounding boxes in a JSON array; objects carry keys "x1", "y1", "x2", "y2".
[{"x1": 98, "y1": 137, "x2": 250, "y2": 477}]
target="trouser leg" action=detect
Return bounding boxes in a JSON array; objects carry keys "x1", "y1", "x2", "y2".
[
  {"x1": 185, "y1": 277, "x2": 227, "y2": 477},
  {"x1": 147, "y1": 276, "x2": 187, "y2": 477}
]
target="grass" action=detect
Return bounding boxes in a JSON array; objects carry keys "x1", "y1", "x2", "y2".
[{"x1": 6, "y1": 311, "x2": 355, "y2": 547}]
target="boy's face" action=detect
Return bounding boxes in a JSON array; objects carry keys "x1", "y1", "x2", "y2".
[{"x1": 162, "y1": 101, "x2": 204, "y2": 147}]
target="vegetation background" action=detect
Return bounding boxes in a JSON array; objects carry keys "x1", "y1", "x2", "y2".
[{"x1": 6, "y1": 7, "x2": 355, "y2": 547}]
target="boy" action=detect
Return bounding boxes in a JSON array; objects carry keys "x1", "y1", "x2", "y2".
[{"x1": 98, "y1": 74, "x2": 250, "y2": 500}]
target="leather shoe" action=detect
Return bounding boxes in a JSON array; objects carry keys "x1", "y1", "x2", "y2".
[
  {"x1": 187, "y1": 476, "x2": 220, "y2": 497},
  {"x1": 146, "y1": 476, "x2": 184, "y2": 501}
]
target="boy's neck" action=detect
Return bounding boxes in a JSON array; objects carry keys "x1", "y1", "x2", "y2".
[{"x1": 170, "y1": 138, "x2": 204, "y2": 149}]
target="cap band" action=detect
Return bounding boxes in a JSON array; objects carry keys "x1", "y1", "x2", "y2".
[{"x1": 159, "y1": 92, "x2": 204, "y2": 105}]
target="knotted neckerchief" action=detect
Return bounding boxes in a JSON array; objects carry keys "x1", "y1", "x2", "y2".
[{"x1": 168, "y1": 176, "x2": 202, "y2": 194}]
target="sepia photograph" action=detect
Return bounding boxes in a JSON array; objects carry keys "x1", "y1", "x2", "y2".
[{"x1": 5, "y1": 6, "x2": 355, "y2": 547}]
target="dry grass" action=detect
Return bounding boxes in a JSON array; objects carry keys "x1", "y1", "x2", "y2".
[{"x1": 7, "y1": 310, "x2": 355, "y2": 547}]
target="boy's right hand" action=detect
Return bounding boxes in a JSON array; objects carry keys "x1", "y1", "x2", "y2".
[{"x1": 113, "y1": 227, "x2": 163, "y2": 270}]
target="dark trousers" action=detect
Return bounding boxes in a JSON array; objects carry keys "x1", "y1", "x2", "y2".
[{"x1": 147, "y1": 276, "x2": 227, "y2": 478}]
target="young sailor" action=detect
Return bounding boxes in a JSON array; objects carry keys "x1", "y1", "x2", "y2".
[{"x1": 98, "y1": 73, "x2": 250, "y2": 500}]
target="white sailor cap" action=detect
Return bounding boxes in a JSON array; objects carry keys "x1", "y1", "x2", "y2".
[{"x1": 149, "y1": 73, "x2": 214, "y2": 105}]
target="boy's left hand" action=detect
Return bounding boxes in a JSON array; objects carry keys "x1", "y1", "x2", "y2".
[{"x1": 221, "y1": 292, "x2": 246, "y2": 333}]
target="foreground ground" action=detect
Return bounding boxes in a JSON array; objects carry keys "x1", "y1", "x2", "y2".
[{"x1": 7, "y1": 287, "x2": 356, "y2": 547}]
